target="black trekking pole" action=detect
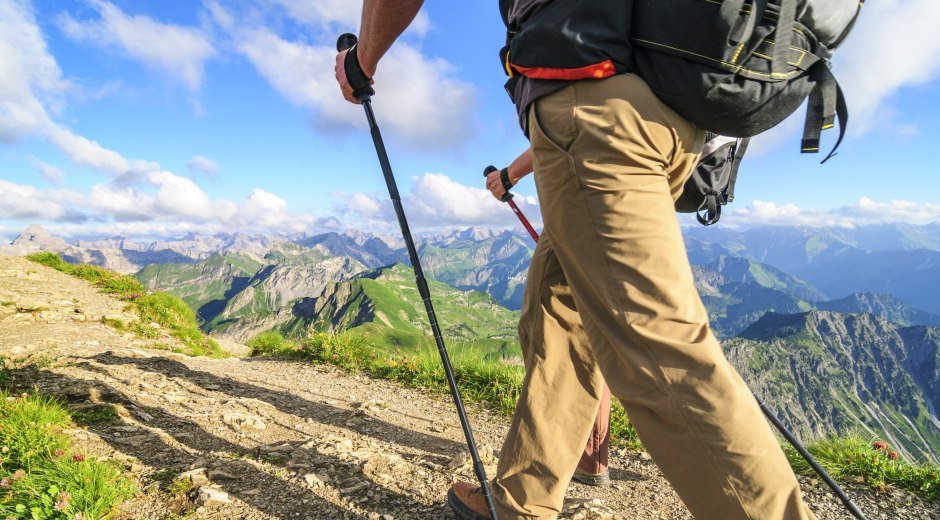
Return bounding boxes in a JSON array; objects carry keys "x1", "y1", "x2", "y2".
[
  {"x1": 497, "y1": 188, "x2": 867, "y2": 520},
  {"x1": 337, "y1": 33, "x2": 499, "y2": 520},
  {"x1": 755, "y1": 397, "x2": 868, "y2": 520}
]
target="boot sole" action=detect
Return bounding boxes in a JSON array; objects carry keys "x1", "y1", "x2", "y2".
[
  {"x1": 447, "y1": 488, "x2": 492, "y2": 520},
  {"x1": 571, "y1": 472, "x2": 611, "y2": 486}
]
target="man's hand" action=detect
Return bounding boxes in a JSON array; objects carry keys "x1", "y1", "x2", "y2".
[
  {"x1": 335, "y1": 48, "x2": 374, "y2": 104},
  {"x1": 486, "y1": 170, "x2": 508, "y2": 201},
  {"x1": 334, "y1": 49, "x2": 356, "y2": 104},
  {"x1": 333, "y1": 0, "x2": 424, "y2": 104}
]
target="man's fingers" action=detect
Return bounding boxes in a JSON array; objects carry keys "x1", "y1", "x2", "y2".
[
  {"x1": 485, "y1": 171, "x2": 505, "y2": 200},
  {"x1": 334, "y1": 49, "x2": 361, "y2": 104}
]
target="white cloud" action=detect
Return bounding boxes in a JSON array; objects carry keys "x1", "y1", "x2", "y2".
[
  {"x1": 45, "y1": 125, "x2": 140, "y2": 174},
  {"x1": 88, "y1": 183, "x2": 155, "y2": 222},
  {"x1": 265, "y1": 0, "x2": 430, "y2": 37},
  {"x1": 0, "y1": 0, "x2": 158, "y2": 176},
  {"x1": 368, "y1": 45, "x2": 475, "y2": 147},
  {"x1": 0, "y1": 0, "x2": 69, "y2": 142},
  {"x1": 721, "y1": 197, "x2": 940, "y2": 228},
  {"x1": 268, "y1": 0, "x2": 361, "y2": 28},
  {"x1": 0, "y1": 179, "x2": 86, "y2": 222},
  {"x1": 835, "y1": 0, "x2": 940, "y2": 134},
  {"x1": 28, "y1": 157, "x2": 64, "y2": 183},
  {"x1": 57, "y1": 0, "x2": 216, "y2": 92},
  {"x1": 1, "y1": 172, "x2": 320, "y2": 233},
  {"x1": 149, "y1": 171, "x2": 237, "y2": 221},
  {"x1": 239, "y1": 189, "x2": 294, "y2": 228},
  {"x1": 214, "y1": 4, "x2": 474, "y2": 150},
  {"x1": 187, "y1": 155, "x2": 220, "y2": 176},
  {"x1": 340, "y1": 173, "x2": 540, "y2": 230}
]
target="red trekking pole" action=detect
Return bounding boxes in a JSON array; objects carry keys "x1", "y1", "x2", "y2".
[{"x1": 483, "y1": 165, "x2": 539, "y2": 242}]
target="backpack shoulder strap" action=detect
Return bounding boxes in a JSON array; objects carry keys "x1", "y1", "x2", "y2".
[{"x1": 771, "y1": 0, "x2": 799, "y2": 75}]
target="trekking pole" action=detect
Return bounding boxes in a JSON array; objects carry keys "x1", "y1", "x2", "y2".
[
  {"x1": 755, "y1": 397, "x2": 868, "y2": 520},
  {"x1": 495, "y1": 189, "x2": 868, "y2": 520},
  {"x1": 483, "y1": 165, "x2": 539, "y2": 243},
  {"x1": 337, "y1": 33, "x2": 499, "y2": 520}
]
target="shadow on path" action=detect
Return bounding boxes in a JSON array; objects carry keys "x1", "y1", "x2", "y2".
[
  {"x1": 23, "y1": 365, "x2": 436, "y2": 520},
  {"x1": 89, "y1": 353, "x2": 465, "y2": 458}
]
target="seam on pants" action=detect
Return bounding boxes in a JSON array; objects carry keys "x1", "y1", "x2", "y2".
[{"x1": 560, "y1": 80, "x2": 754, "y2": 520}]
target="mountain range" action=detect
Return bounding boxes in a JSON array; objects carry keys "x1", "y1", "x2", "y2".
[
  {"x1": 4, "y1": 222, "x2": 940, "y2": 460},
  {"x1": 686, "y1": 223, "x2": 940, "y2": 314}
]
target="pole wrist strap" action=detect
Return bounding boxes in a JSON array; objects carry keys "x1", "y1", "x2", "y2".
[
  {"x1": 500, "y1": 167, "x2": 514, "y2": 193},
  {"x1": 344, "y1": 44, "x2": 375, "y2": 100}
]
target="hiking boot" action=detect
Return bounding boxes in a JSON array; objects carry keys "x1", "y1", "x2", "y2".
[
  {"x1": 572, "y1": 470, "x2": 611, "y2": 486},
  {"x1": 447, "y1": 481, "x2": 493, "y2": 520}
]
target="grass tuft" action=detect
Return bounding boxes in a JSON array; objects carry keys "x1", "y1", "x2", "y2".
[
  {"x1": 246, "y1": 331, "x2": 298, "y2": 357},
  {"x1": 785, "y1": 436, "x2": 940, "y2": 500},
  {"x1": 27, "y1": 253, "x2": 225, "y2": 358},
  {"x1": 72, "y1": 405, "x2": 121, "y2": 426},
  {"x1": 249, "y1": 330, "x2": 641, "y2": 447},
  {"x1": 0, "y1": 388, "x2": 135, "y2": 519}
]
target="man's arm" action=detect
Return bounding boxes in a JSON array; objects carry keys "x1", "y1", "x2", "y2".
[{"x1": 335, "y1": 0, "x2": 424, "y2": 103}]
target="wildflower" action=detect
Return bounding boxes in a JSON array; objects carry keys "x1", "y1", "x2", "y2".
[
  {"x1": 0, "y1": 478, "x2": 9, "y2": 487},
  {"x1": 73, "y1": 514, "x2": 86, "y2": 520},
  {"x1": 871, "y1": 440, "x2": 889, "y2": 451},
  {"x1": 54, "y1": 449, "x2": 64, "y2": 457},
  {"x1": 1, "y1": 447, "x2": 8, "y2": 453},
  {"x1": 52, "y1": 491, "x2": 71, "y2": 510},
  {"x1": 888, "y1": 451, "x2": 899, "y2": 460},
  {"x1": 12, "y1": 470, "x2": 25, "y2": 481},
  {"x1": 72, "y1": 454, "x2": 85, "y2": 462}
]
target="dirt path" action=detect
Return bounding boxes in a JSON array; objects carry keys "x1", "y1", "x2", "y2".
[{"x1": 0, "y1": 255, "x2": 935, "y2": 520}]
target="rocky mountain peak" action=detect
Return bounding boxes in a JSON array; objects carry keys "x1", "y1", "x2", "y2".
[
  {"x1": 457, "y1": 227, "x2": 497, "y2": 241},
  {"x1": 739, "y1": 309, "x2": 889, "y2": 342},
  {"x1": 18, "y1": 223, "x2": 53, "y2": 239},
  {"x1": 1, "y1": 224, "x2": 71, "y2": 254},
  {"x1": 728, "y1": 308, "x2": 940, "y2": 462}
]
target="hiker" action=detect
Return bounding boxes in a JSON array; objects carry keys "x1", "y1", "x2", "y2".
[
  {"x1": 486, "y1": 149, "x2": 613, "y2": 487},
  {"x1": 335, "y1": 2, "x2": 818, "y2": 519}
]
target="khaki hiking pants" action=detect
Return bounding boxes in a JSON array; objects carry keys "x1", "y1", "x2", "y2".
[{"x1": 492, "y1": 73, "x2": 816, "y2": 520}]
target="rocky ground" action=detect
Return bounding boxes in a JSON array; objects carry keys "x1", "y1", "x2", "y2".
[{"x1": 0, "y1": 254, "x2": 936, "y2": 520}]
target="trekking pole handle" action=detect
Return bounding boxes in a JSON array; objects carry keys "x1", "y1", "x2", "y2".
[
  {"x1": 336, "y1": 33, "x2": 358, "y2": 52},
  {"x1": 336, "y1": 33, "x2": 375, "y2": 102},
  {"x1": 483, "y1": 165, "x2": 514, "y2": 203}
]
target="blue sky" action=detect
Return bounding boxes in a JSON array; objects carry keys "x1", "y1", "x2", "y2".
[{"x1": 1, "y1": 0, "x2": 939, "y2": 240}]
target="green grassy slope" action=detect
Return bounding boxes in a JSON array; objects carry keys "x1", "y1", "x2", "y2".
[{"x1": 277, "y1": 263, "x2": 521, "y2": 358}]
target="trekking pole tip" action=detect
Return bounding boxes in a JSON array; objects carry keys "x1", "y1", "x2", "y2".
[{"x1": 337, "y1": 33, "x2": 358, "y2": 52}]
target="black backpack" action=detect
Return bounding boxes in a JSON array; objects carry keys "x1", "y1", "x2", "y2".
[
  {"x1": 498, "y1": 1, "x2": 864, "y2": 226},
  {"x1": 632, "y1": 0, "x2": 864, "y2": 162}
]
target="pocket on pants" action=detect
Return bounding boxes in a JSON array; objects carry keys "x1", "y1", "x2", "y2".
[{"x1": 530, "y1": 86, "x2": 578, "y2": 155}]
